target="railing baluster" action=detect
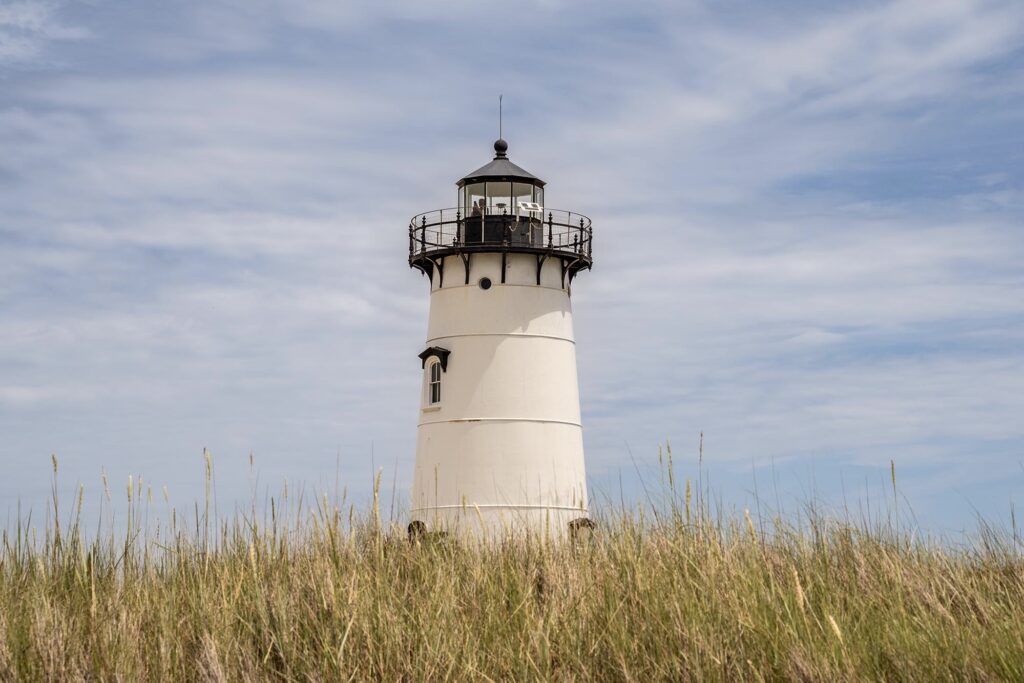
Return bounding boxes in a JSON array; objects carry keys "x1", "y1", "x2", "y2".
[{"x1": 409, "y1": 208, "x2": 592, "y2": 264}]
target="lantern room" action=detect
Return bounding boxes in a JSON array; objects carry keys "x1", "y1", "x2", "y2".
[
  {"x1": 457, "y1": 139, "x2": 545, "y2": 219},
  {"x1": 409, "y1": 138, "x2": 592, "y2": 287}
]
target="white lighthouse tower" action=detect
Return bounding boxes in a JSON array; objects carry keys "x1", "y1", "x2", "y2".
[{"x1": 408, "y1": 138, "x2": 594, "y2": 539}]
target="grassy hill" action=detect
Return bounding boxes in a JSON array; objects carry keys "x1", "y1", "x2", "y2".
[{"x1": 1, "y1": 462, "x2": 1022, "y2": 681}]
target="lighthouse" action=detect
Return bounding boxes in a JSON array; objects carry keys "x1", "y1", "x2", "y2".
[{"x1": 408, "y1": 138, "x2": 594, "y2": 539}]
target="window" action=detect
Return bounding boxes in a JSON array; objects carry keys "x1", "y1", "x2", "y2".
[
  {"x1": 512, "y1": 182, "x2": 535, "y2": 217},
  {"x1": 463, "y1": 183, "x2": 486, "y2": 217},
  {"x1": 486, "y1": 181, "x2": 512, "y2": 216},
  {"x1": 428, "y1": 360, "x2": 442, "y2": 405},
  {"x1": 418, "y1": 347, "x2": 449, "y2": 408}
]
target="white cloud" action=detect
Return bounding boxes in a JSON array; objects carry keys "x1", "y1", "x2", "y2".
[
  {"x1": 0, "y1": 1, "x2": 89, "y2": 65},
  {"x1": 1, "y1": 0, "x2": 1023, "y2": 529}
]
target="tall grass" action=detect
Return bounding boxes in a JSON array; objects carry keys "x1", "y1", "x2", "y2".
[{"x1": 1, "y1": 453, "x2": 1022, "y2": 682}]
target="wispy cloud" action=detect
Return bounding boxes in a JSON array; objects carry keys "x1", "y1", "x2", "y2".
[
  {"x1": 0, "y1": 1, "x2": 89, "y2": 65},
  {"x1": 1, "y1": 0, "x2": 1022, "y2": 531}
]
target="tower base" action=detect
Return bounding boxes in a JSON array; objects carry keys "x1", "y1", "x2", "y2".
[{"x1": 409, "y1": 507, "x2": 590, "y2": 542}]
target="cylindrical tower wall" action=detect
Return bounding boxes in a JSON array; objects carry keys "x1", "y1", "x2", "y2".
[{"x1": 411, "y1": 252, "x2": 588, "y2": 538}]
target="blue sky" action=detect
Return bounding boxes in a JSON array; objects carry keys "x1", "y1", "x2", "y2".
[{"x1": 2, "y1": 0, "x2": 1023, "y2": 535}]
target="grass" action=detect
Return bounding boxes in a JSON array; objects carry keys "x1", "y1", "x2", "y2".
[{"x1": 1, "y1": 452, "x2": 1022, "y2": 681}]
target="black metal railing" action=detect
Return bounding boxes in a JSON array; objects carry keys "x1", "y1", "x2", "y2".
[{"x1": 409, "y1": 208, "x2": 592, "y2": 263}]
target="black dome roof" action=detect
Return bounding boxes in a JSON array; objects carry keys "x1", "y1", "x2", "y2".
[{"x1": 457, "y1": 139, "x2": 545, "y2": 188}]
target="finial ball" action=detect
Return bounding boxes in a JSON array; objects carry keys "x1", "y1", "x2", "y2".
[{"x1": 494, "y1": 138, "x2": 508, "y2": 156}]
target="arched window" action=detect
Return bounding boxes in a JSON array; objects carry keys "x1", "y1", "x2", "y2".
[
  {"x1": 417, "y1": 346, "x2": 449, "y2": 408},
  {"x1": 427, "y1": 360, "x2": 442, "y2": 405}
]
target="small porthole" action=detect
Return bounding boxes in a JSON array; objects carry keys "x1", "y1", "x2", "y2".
[{"x1": 478, "y1": 277, "x2": 492, "y2": 290}]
